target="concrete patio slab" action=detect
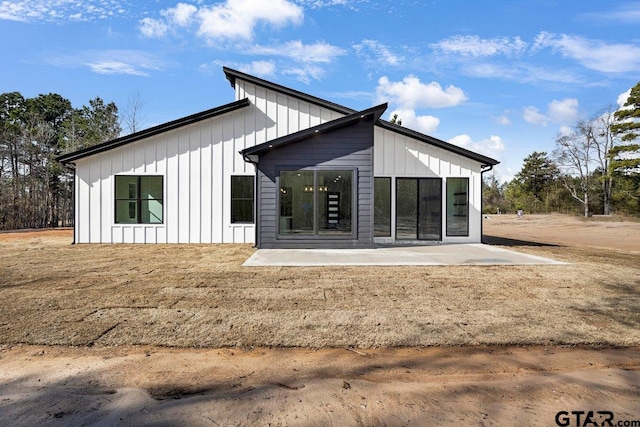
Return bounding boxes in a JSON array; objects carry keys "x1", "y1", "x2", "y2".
[{"x1": 242, "y1": 244, "x2": 568, "y2": 266}]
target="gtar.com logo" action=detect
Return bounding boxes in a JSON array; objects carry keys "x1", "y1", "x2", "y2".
[{"x1": 555, "y1": 411, "x2": 640, "y2": 427}]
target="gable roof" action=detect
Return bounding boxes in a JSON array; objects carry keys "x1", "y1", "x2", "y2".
[
  {"x1": 57, "y1": 98, "x2": 250, "y2": 164},
  {"x1": 224, "y1": 67, "x2": 499, "y2": 166},
  {"x1": 241, "y1": 103, "x2": 387, "y2": 164}
]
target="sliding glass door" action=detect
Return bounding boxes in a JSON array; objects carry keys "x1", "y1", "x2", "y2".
[{"x1": 396, "y1": 178, "x2": 442, "y2": 240}]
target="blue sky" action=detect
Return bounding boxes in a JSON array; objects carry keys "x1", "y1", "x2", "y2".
[{"x1": 2, "y1": 0, "x2": 640, "y2": 181}]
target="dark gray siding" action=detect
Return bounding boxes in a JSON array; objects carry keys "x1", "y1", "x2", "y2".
[{"x1": 256, "y1": 118, "x2": 374, "y2": 249}]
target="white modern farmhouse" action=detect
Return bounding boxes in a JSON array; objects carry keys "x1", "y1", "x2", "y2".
[{"x1": 58, "y1": 67, "x2": 498, "y2": 248}]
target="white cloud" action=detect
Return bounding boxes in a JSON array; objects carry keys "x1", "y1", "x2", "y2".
[
  {"x1": 294, "y1": 0, "x2": 353, "y2": 8},
  {"x1": 0, "y1": 0, "x2": 128, "y2": 22},
  {"x1": 430, "y1": 35, "x2": 528, "y2": 57},
  {"x1": 558, "y1": 125, "x2": 572, "y2": 137},
  {"x1": 0, "y1": 2, "x2": 25, "y2": 21},
  {"x1": 617, "y1": 88, "x2": 632, "y2": 108},
  {"x1": 282, "y1": 65, "x2": 326, "y2": 84},
  {"x1": 248, "y1": 41, "x2": 346, "y2": 63},
  {"x1": 388, "y1": 109, "x2": 440, "y2": 135},
  {"x1": 434, "y1": 31, "x2": 640, "y2": 82},
  {"x1": 141, "y1": 0, "x2": 304, "y2": 42},
  {"x1": 163, "y1": 2, "x2": 197, "y2": 27},
  {"x1": 86, "y1": 61, "x2": 150, "y2": 76},
  {"x1": 242, "y1": 60, "x2": 276, "y2": 77},
  {"x1": 376, "y1": 75, "x2": 468, "y2": 109},
  {"x1": 200, "y1": 59, "x2": 276, "y2": 77},
  {"x1": 548, "y1": 98, "x2": 579, "y2": 123},
  {"x1": 494, "y1": 114, "x2": 511, "y2": 126},
  {"x1": 139, "y1": 17, "x2": 168, "y2": 38},
  {"x1": 449, "y1": 134, "x2": 506, "y2": 159},
  {"x1": 353, "y1": 39, "x2": 403, "y2": 66},
  {"x1": 47, "y1": 49, "x2": 164, "y2": 76},
  {"x1": 580, "y1": 4, "x2": 640, "y2": 24},
  {"x1": 523, "y1": 98, "x2": 579, "y2": 126},
  {"x1": 523, "y1": 106, "x2": 549, "y2": 126},
  {"x1": 533, "y1": 31, "x2": 640, "y2": 73}
]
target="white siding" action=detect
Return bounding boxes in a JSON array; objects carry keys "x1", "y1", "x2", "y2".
[
  {"x1": 73, "y1": 78, "x2": 346, "y2": 244},
  {"x1": 373, "y1": 127, "x2": 484, "y2": 243},
  {"x1": 73, "y1": 75, "x2": 486, "y2": 244},
  {"x1": 234, "y1": 79, "x2": 344, "y2": 138}
]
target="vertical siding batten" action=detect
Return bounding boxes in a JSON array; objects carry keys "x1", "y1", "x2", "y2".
[
  {"x1": 212, "y1": 119, "x2": 223, "y2": 243},
  {"x1": 221, "y1": 111, "x2": 234, "y2": 243},
  {"x1": 200, "y1": 121, "x2": 212, "y2": 243},
  {"x1": 77, "y1": 160, "x2": 90, "y2": 242},
  {"x1": 100, "y1": 154, "x2": 111, "y2": 243},
  {"x1": 165, "y1": 130, "x2": 178, "y2": 243},
  {"x1": 88, "y1": 156, "x2": 101, "y2": 243},
  {"x1": 189, "y1": 124, "x2": 201, "y2": 243}
]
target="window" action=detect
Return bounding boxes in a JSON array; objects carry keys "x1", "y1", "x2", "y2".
[
  {"x1": 446, "y1": 178, "x2": 469, "y2": 236},
  {"x1": 115, "y1": 175, "x2": 163, "y2": 224},
  {"x1": 231, "y1": 176, "x2": 254, "y2": 223},
  {"x1": 374, "y1": 177, "x2": 391, "y2": 237},
  {"x1": 279, "y1": 169, "x2": 354, "y2": 236}
]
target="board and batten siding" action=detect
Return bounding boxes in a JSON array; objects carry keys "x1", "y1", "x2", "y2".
[
  {"x1": 73, "y1": 72, "x2": 488, "y2": 244},
  {"x1": 256, "y1": 118, "x2": 375, "y2": 249},
  {"x1": 74, "y1": 108, "x2": 254, "y2": 244},
  {"x1": 233, "y1": 79, "x2": 346, "y2": 144},
  {"x1": 73, "y1": 78, "x2": 350, "y2": 244},
  {"x1": 373, "y1": 127, "x2": 483, "y2": 243}
]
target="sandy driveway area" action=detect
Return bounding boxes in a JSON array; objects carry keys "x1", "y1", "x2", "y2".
[
  {"x1": 1, "y1": 214, "x2": 639, "y2": 426},
  {"x1": 2, "y1": 345, "x2": 639, "y2": 426},
  {"x1": 483, "y1": 213, "x2": 640, "y2": 251}
]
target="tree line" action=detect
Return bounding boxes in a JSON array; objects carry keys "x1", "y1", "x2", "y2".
[
  {"x1": 484, "y1": 82, "x2": 640, "y2": 217},
  {"x1": 0, "y1": 83, "x2": 638, "y2": 231},
  {"x1": 0, "y1": 92, "x2": 122, "y2": 229}
]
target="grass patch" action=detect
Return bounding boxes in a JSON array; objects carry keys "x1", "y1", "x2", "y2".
[{"x1": 1, "y1": 227, "x2": 639, "y2": 348}]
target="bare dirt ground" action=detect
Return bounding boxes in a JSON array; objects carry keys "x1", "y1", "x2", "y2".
[
  {"x1": 1, "y1": 215, "x2": 639, "y2": 426},
  {"x1": 483, "y1": 213, "x2": 640, "y2": 251}
]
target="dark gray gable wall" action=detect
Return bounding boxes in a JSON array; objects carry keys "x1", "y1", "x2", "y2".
[{"x1": 256, "y1": 117, "x2": 375, "y2": 249}]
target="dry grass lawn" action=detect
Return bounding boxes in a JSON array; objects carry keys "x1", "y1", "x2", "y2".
[{"x1": 1, "y1": 215, "x2": 639, "y2": 348}]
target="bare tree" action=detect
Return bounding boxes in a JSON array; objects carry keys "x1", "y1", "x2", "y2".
[
  {"x1": 121, "y1": 91, "x2": 146, "y2": 135},
  {"x1": 588, "y1": 108, "x2": 618, "y2": 215},
  {"x1": 554, "y1": 122, "x2": 595, "y2": 217}
]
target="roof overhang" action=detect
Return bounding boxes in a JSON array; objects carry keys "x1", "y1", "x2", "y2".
[
  {"x1": 57, "y1": 98, "x2": 251, "y2": 165},
  {"x1": 224, "y1": 67, "x2": 351, "y2": 116},
  {"x1": 376, "y1": 121, "x2": 500, "y2": 167},
  {"x1": 225, "y1": 67, "x2": 499, "y2": 167},
  {"x1": 240, "y1": 103, "x2": 387, "y2": 164}
]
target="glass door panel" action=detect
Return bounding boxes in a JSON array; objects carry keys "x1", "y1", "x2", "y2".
[
  {"x1": 279, "y1": 171, "x2": 314, "y2": 234},
  {"x1": 418, "y1": 178, "x2": 442, "y2": 240},
  {"x1": 317, "y1": 170, "x2": 352, "y2": 235},
  {"x1": 396, "y1": 178, "x2": 417, "y2": 239},
  {"x1": 374, "y1": 177, "x2": 391, "y2": 237},
  {"x1": 396, "y1": 177, "x2": 442, "y2": 240}
]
